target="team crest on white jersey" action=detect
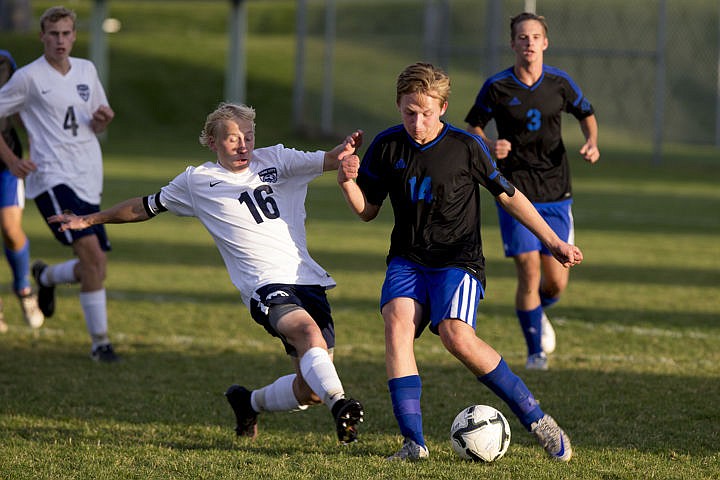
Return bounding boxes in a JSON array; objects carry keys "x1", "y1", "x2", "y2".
[
  {"x1": 259, "y1": 167, "x2": 278, "y2": 183},
  {"x1": 76, "y1": 84, "x2": 90, "y2": 101}
]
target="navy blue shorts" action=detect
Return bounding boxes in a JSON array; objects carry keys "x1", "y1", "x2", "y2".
[
  {"x1": 250, "y1": 283, "x2": 335, "y2": 357},
  {"x1": 34, "y1": 184, "x2": 111, "y2": 251}
]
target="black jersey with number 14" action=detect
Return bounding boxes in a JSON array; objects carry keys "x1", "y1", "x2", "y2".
[{"x1": 357, "y1": 122, "x2": 515, "y2": 284}]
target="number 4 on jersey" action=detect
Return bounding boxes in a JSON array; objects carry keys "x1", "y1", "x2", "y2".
[{"x1": 64, "y1": 106, "x2": 79, "y2": 136}]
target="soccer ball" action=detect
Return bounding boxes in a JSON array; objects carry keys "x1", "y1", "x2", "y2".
[{"x1": 450, "y1": 405, "x2": 511, "y2": 462}]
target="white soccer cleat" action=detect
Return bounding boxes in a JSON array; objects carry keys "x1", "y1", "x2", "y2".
[
  {"x1": 19, "y1": 292, "x2": 44, "y2": 329},
  {"x1": 526, "y1": 352, "x2": 549, "y2": 371},
  {"x1": 0, "y1": 298, "x2": 6, "y2": 333},
  {"x1": 531, "y1": 414, "x2": 573, "y2": 462},
  {"x1": 540, "y1": 312, "x2": 556, "y2": 354},
  {"x1": 386, "y1": 438, "x2": 429, "y2": 461}
]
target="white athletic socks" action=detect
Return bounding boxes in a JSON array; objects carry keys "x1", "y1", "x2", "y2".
[
  {"x1": 247, "y1": 348, "x2": 345, "y2": 413},
  {"x1": 251, "y1": 374, "x2": 305, "y2": 412},
  {"x1": 299, "y1": 346, "x2": 345, "y2": 408},
  {"x1": 41, "y1": 259, "x2": 79, "y2": 285},
  {"x1": 79, "y1": 289, "x2": 109, "y2": 348}
]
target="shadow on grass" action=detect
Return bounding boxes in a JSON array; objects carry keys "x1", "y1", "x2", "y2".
[{"x1": 0, "y1": 338, "x2": 717, "y2": 457}]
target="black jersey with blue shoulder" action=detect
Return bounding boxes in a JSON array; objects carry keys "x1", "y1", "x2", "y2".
[
  {"x1": 357, "y1": 122, "x2": 515, "y2": 282},
  {"x1": 464, "y1": 65, "x2": 594, "y2": 203}
]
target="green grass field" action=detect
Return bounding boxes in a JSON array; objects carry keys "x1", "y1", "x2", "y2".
[
  {"x1": 1, "y1": 1, "x2": 720, "y2": 479},
  {"x1": 1, "y1": 142, "x2": 718, "y2": 480}
]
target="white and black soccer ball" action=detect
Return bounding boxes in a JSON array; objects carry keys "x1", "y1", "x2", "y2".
[{"x1": 450, "y1": 404, "x2": 511, "y2": 462}]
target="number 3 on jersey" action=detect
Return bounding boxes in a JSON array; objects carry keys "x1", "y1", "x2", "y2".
[
  {"x1": 526, "y1": 108, "x2": 541, "y2": 132},
  {"x1": 64, "y1": 106, "x2": 79, "y2": 136}
]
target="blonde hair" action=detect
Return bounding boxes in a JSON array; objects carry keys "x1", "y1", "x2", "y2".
[
  {"x1": 40, "y1": 6, "x2": 77, "y2": 32},
  {"x1": 199, "y1": 102, "x2": 256, "y2": 148},
  {"x1": 396, "y1": 62, "x2": 451, "y2": 106}
]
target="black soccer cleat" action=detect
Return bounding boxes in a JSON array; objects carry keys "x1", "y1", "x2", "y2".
[
  {"x1": 225, "y1": 384, "x2": 259, "y2": 439},
  {"x1": 31, "y1": 260, "x2": 56, "y2": 318},
  {"x1": 91, "y1": 343, "x2": 121, "y2": 363},
  {"x1": 331, "y1": 398, "x2": 364, "y2": 444}
]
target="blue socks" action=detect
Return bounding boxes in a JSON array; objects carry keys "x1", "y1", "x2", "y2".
[
  {"x1": 4, "y1": 241, "x2": 31, "y2": 293},
  {"x1": 479, "y1": 358, "x2": 544, "y2": 430},
  {"x1": 390, "y1": 364, "x2": 543, "y2": 439},
  {"x1": 389, "y1": 375, "x2": 425, "y2": 447},
  {"x1": 517, "y1": 305, "x2": 543, "y2": 355},
  {"x1": 540, "y1": 290, "x2": 560, "y2": 308}
]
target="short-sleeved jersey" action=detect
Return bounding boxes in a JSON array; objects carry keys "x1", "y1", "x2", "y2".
[
  {"x1": 464, "y1": 65, "x2": 594, "y2": 203},
  {"x1": 157, "y1": 144, "x2": 335, "y2": 308},
  {"x1": 357, "y1": 122, "x2": 515, "y2": 284},
  {"x1": 0, "y1": 56, "x2": 108, "y2": 203}
]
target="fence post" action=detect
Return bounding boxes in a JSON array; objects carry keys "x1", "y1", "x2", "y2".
[
  {"x1": 653, "y1": 0, "x2": 667, "y2": 165},
  {"x1": 716, "y1": 1, "x2": 720, "y2": 147},
  {"x1": 225, "y1": 0, "x2": 247, "y2": 104},
  {"x1": 90, "y1": 0, "x2": 108, "y2": 89},
  {"x1": 485, "y1": 0, "x2": 502, "y2": 79},
  {"x1": 321, "y1": 0, "x2": 336, "y2": 136},
  {"x1": 292, "y1": 0, "x2": 307, "y2": 132}
]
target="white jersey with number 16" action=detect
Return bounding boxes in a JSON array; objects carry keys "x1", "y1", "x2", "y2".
[{"x1": 158, "y1": 144, "x2": 336, "y2": 308}]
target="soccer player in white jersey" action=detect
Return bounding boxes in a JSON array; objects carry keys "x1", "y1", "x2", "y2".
[
  {"x1": 47, "y1": 102, "x2": 366, "y2": 444},
  {"x1": 0, "y1": 7, "x2": 118, "y2": 361}
]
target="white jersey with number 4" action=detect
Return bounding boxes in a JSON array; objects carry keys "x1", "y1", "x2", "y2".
[
  {"x1": 0, "y1": 55, "x2": 108, "y2": 203},
  {"x1": 158, "y1": 144, "x2": 336, "y2": 308}
]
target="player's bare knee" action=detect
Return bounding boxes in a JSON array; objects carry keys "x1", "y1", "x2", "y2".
[
  {"x1": 438, "y1": 320, "x2": 469, "y2": 357},
  {"x1": 83, "y1": 258, "x2": 106, "y2": 279},
  {"x1": 541, "y1": 279, "x2": 567, "y2": 298}
]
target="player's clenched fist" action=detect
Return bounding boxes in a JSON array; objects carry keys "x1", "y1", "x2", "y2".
[{"x1": 337, "y1": 154, "x2": 360, "y2": 184}]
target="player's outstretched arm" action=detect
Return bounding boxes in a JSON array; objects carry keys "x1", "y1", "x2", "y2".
[
  {"x1": 337, "y1": 153, "x2": 380, "y2": 222},
  {"x1": 48, "y1": 197, "x2": 151, "y2": 232},
  {"x1": 323, "y1": 129, "x2": 364, "y2": 171},
  {"x1": 496, "y1": 190, "x2": 583, "y2": 268}
]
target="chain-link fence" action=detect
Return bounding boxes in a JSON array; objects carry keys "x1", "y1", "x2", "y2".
[
  {"x1": 293, "y1": 0, "x2": 720, "y2": 154},
  {"x1": 4, "y1": 0, "x2": 718, "y2": 152}
]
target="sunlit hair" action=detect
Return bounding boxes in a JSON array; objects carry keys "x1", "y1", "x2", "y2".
[
  {"x1": 40, "y1": 6, "x2": 77, "y2": 32},
  {"x1": 510, "y1": 12, "x2": 549, "y2": 40},
  {"x1": 396, "y1": 62, "x2": 451, "y2": 106},
  {"x1": 199, "y1": 102, "x2": 256, "y2": 148}
]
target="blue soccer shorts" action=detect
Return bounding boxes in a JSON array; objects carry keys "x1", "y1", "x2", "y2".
[
  {"x1": 380, "y1": 256, "x2": 484, "y2": 337},
  {"x1": 34, "y1": 184, "x2": 111, "y2": 251},
  {"x1": 0, "y1": 169, "x2": 24, "y2": 209},
  {"x1": 496, "y1": 198, "x2": 574, "y2": 257}
]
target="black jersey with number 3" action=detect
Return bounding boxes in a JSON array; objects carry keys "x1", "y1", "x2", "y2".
[
  {"x1": 465, "y1": 65, "x2": 594, "y2": 203},
  {"x1": 357, "y1": 122, "x2": 515, "y2": 283}
]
